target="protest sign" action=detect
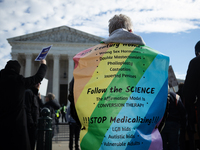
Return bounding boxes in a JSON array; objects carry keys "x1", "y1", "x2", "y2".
[
  {"x1": 35, "y1": 45, "x2": 52, "y2": 61},
  {"x1": 73, "y1": 43, "x2": 169, "y2": 150},
  {"x1": 39, "y1": 78, "x2": 48, "y2": 96}
]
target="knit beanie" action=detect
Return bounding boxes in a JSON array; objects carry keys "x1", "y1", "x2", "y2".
[
  {"x1": 5, "y1": 60, "x2": 21, "y2": 74},
  {"x1": 195, "y1": 41, "x2": 200, "y2": 56}
]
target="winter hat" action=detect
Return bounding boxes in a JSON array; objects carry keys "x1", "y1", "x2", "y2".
[
  {"x1": 195, "y1": 41, "x2": 200, "y2": 56},
  {"x1": 5, "y1": 60, "x2": 21, "y2": 74}
]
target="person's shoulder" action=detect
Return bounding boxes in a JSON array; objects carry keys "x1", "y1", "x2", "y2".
[
  {"x1": 48, "y1": 99, "x2": 58, "y2": 105},
  {"x1": 13, "y1": 73, "x2": 25, "y2": 81},
  {"x1": 169, "y1": 91, "x2": 175, "y2": 95},
  {"x1": 189, "y1": 56, "x2": 200, "y2": 68},
  {"x1": 10, "y1": 74, "x2": 26, "y2": 85},
  {"x1": 190, "y1": 56, "x2": 200, "y2": 63},
  {"x1": 168, "y1": 92, "x2": 177, "y2": 100}
]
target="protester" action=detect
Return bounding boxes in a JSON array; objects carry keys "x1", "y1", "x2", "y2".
[
  {"x1": 55, "y1": 108, "x2": 61, "y2": 133},
  {"x1": 61, "y1": 104, "x2": 67, "y2": 122},
  {"x1": 161, "y1": 91, "x2": 186, "y2": 150},
  {"x1": 66, "y1": 105, "x2": 80, "y2": 150},
  {"x1": 176, "y1": 82, "x2": 188, "y2": 150},
  {"x1": 68, "y1": 77, "x2": 81, "y2": 127},
  {"x1": 24, "y1": 82, "x2": 44, "y2": 150},
  {"x1": 0, "y1": 59, "x2": 47, "y2": 150},
  {"x1": 177, "y1": 82, "x2": 184, "y2": 104},
  {"x1": 185, "y1": 100, "x2": 196, "y2": 150},
  {"x1": 72, "y1": 14, "x2": 169, "y2": 150},
  {"x1": 183, "y1": 40, "x2": 200, "y2": 150},
  {"x1": 43, "y1": 92, "x2": 60, "y2": 137}
]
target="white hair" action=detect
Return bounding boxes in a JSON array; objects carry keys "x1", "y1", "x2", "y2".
[{"x1": 108, "y1": 14, "x2": 133, "y2": 34}]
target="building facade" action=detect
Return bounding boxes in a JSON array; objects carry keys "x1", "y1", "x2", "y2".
[{"x1": 7, "y1": 26, "x2": 103, "y2": 105}]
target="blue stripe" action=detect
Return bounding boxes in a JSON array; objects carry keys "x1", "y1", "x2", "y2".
[
  {"x1": 125, "y1": 79, "x2": 168, "y2": 150},
  {"x1": 99, "y1": 54, "x2": 169, "y2": 150}
]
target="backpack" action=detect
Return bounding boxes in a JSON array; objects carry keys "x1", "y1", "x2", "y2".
[
  {"x1": 159, "y1": 92, "x2": 187, "y2": 132},
  {"x1": 158, "y1": 93, "x2": 170, "y2": 132}
]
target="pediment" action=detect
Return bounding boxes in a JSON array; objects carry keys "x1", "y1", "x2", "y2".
[{"x1": 7, "y1": 26, "x2": 104, "y2": 44}]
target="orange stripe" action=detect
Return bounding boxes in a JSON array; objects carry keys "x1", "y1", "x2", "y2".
[{"x1": 73, "y1": 44, "x2": 109, "y2": 104}]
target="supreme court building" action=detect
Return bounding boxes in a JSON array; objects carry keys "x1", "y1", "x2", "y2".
[{"x1": 7, "y1": 26, "x2": 103, "y2": 105}]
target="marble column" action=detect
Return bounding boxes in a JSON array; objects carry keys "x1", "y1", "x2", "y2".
[
  {"x1": 53, "y1": 54, "x2": 60, "y2": 100},
  {"x1": 68, "y1": 55, "x2": 74, "y2": 85},
  {"x1": 25, "y1": 54, "x2": 32, "y2": 77}
]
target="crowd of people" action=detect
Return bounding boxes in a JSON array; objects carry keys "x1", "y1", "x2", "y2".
[
  {"x1": 158, "y1": 40, "x2": 200, "y2": 150},
  {"x1": 0, "y1": 13, "x2": 200, "y2": 150},
  {"x1": 0, "y1": 59, "x2": 47, "y2": 150},
  {"x1": 24, "y1": 80, "x2": 79, "y2": 150},
  {"x1": 0, "y1": 58, "x2": 79, "y2": 150}
]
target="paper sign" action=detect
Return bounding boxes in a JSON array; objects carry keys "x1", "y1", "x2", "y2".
[
  {"x1": 39, "y1": 78, "x2": 48, "y2": 96},
  {"x1": 73, "y1": 43, "x2": 169, "y2": 150},
  {"x1": 35, "y1": 45, "x2": 52, "y2": 61}
]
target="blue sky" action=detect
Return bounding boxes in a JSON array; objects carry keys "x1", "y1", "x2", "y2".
[
  {"x1": 0, "y1": 0, "x2": 200, "y2": 79},
  {"x1": 138, "y1": 29, "x2": 200, "y2": 79}
]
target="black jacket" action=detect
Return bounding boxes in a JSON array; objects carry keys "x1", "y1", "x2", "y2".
[
  {"x1": 68, "y1": 77, "x2": 81, "y2": 127},
  {"x1": 0, "y1": 64, "x2": 47, "y2": 150},
  {"x1": 167, "y1": 92, "x2": 186, "y2": 124},
  {"x1": 43, "y1": 99, "x2": 60, "y2": 126},
  {"x1": 159, "y1": 92, "x2": 187, "y2": 132},
  {"x1": 183, "y1": 56, "x2": 200, "y2": 105},
  {"x1": 25, "y1": 87, "x2": 43, "y2": 128}
]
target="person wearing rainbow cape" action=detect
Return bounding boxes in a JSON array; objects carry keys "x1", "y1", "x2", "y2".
[{"x1": 72, "y1": 14, "x2": 169, "y2": 150}]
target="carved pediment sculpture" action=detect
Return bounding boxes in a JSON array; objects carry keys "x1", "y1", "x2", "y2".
[{"x1": 8, "y1": 26, "x2": 104, "y2": 43}]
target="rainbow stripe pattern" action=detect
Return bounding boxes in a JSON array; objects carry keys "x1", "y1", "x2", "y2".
[{"x1": 73, "y1": 43, "x2": 169, "y2": 150}]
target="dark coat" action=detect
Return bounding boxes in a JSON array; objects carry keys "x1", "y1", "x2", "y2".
[
  {"x1": 43, "y1": 99, "x2": 60, "y2": 126},
  {"x1": 68, "y1": 77, "x2": 81, "y2": 127},
  {"x1": 167, "y1": 92, "x2": 186, "y2": 124},
  {"x1": 183, "y1": 55, "x2": 200, "y2": 132},
  {"x1": 183, "y1": 55, "x2": 200, "y2": 104},
  {"x1": 25, "y1": 87, "x2": 43, "y2": 128},
  {"x1": 0, "y1": 64, "x2": 47, "y2": 150},
  {"x1": 159, "y1": 92, "x2": 187, "y2": 132}
]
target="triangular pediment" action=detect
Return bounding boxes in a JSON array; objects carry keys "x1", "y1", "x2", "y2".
[{"x1": 7, "y1": 26, "x2": 104, "y2": 43}]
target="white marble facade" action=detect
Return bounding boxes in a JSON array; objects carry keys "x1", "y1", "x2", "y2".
[{"x1": 7, "y1": 26, "x2": 103, "y2": 104}]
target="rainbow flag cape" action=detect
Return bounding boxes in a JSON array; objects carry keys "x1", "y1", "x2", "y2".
[{"x1": 73, "y1": 43, "x2": 169, "y2": 150}]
